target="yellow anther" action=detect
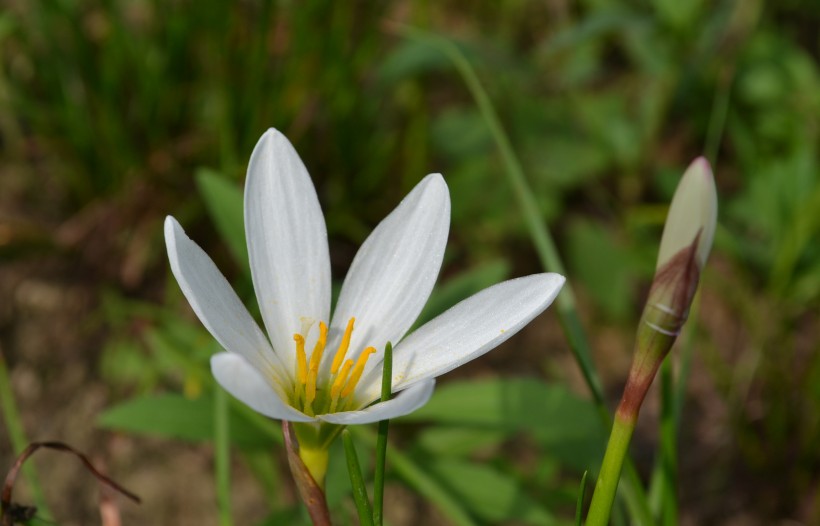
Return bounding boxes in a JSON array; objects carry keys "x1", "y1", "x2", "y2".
[
  {"x1": 305, "y1": 373, "x2": 317, "y2": 412},
  {"x1": 304, "y1": 322, "x2": 328, "y2": 408},
  {"x1": 341, "y1": 346, "x2": 376, "y2": 398},
  {"x1": 331, "y1": 317, "x2": 356, "y2": 374},
  {"x1": 331, "y1": 359, "x2": 354, "y2": 400},
  {"x1": 309, "y1": 321, "x2": 328, "y2": 372},
  {"x1": 294, "y1": 334, "x2": 307, "y2": 384}
]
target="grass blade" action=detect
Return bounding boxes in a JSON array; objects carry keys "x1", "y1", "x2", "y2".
[
  {"x1": 392, "y1": 25, "x2": 605, "y2": 406},
  {"x1": 373, "y1": 342, "x2": 393, "y2": 526},
  {"x1": 659, "y1": 358, "x2": 679, "y2": 526},
  {"x1": 575, "y1": 470, "x2": 589, "y2": 526},
  {"x1": 394, "y1": 25, "x2": 653, "y2": 526},
  {"x1": 351, "y1": 426, "x2": 478, "y2": 526},
  {"x1": 0, "y1": 354, "x2": 50, "y2": 519},
  {"x1": 342, "y1": 430, "x2": 374, "y2": 526},
  {"x1": 214, "y1": 387, "x2": 234, "y2": 526}
]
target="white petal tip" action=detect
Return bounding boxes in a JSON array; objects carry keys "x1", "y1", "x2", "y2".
[
  {"x1": 424, "y1": 172, "x2": 446, "y2": 185},
  {"x1": 164, "y1": 215, "x2": 179, "y2": 235},
  {"x1": 531, "y1": 273, "x2": 566, "y2": 304},
  {"x1": 417, "y1": 173, "x2": 449, "y2": 196},
  {"x1": 657, "y1": 158, "x2": 718, "y2": 270}
]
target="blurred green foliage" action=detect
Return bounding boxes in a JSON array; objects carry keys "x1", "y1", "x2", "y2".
[{"x1": 2, "y1": 0, "x2": 820, "y2": 524}]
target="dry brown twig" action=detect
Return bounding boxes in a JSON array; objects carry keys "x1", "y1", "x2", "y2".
[{"x1": 1, "y1": 441, "x2": 140, "y2": 526}]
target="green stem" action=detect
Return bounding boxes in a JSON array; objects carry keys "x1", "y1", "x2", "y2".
[
  {"x1": 659, "y1": 359, "x2": 678, "y2": 525},
  {"x1": 342, "y1": 430, "x2": 374, "y2": 526},
  {"x1": 214, "y1": 387, "x2": 234, "y2": 526},
  {"x1": 704, "y1": 64, "x2": 733, "y2": 167},
  {"x1": 397, "y1": 24, "x2": 603, "y2": 404},
  {"x1": 586, "y1": 413, "x2": 637, "y2": 526},
  {"x1": 351, "y1": 426, "x2": 478, "y2": 526},
  {"x1": 650, "y1": 299, "x2": 698, "y2": 519},
  {"x1": 0, "y1": 353, "x2": 50, "y2": 519},
  {"x1": 373, "y1": 342, "x2": 393, "y2": 526},
  {"x1": 575, "y1": 470, "x2": 589, "y2": 526}
]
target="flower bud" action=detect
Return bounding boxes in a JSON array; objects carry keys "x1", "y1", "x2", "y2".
[
  {"x1": 619, "y1": 158, "x2": 717, "y2": 420},
  {"x1": 648, "y1": 157, "x2": 718, "y2": 333}
]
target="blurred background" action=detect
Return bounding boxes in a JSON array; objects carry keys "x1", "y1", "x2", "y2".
[{"x1": 0, "y1": 1, "x2": 818, "y2": 525}]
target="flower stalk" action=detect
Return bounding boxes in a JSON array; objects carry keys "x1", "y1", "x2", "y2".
[
  {"x1": 585, "y1": 158, "x2": 717, "y2": 525},
  {"x1": 282, "y1": 421, "x2": 331, "y2": 526}
]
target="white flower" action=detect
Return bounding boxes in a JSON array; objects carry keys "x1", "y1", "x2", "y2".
[{"x1": 165, "y1": 129, "x2": 565, "y2": 425}]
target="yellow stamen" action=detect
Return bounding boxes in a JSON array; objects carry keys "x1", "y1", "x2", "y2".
[
  {"x1": 341, "y1": 346, "x2": 376, "y2": 398},
  {"x1": 331, "y1": 359, "x2": 354, "y2": 400},
  {"x1": 293, "y1": 334, "x2": 307, "y2": 384},
  {"x1": 309, "y1": 321, "x2": 328, "y2": 372},
  {"x1": 304, "y1": 322, "x2": 328, "y2": 408},
  {"x1": 331, "y1": 317, "x2": 356, "y2": 374}
]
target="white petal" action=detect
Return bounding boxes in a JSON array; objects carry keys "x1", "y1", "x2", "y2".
[
  {"x1": 317, "y1": 379, "x2": 435, "y2": 425},
  {"x1": 245, "y1": 129, "x2": 332, "y2": 373},
  {"x1": 356, "y1": 273, "x2": 565, "y2": 401},
  {"x1": 657, "y1": 157, "x2": 718, "y2": 270},
  {"x1": 328, "y1": 174, "x2": 449, "y2": 370},
  {"x1": 165, "y1": 216, "x2": 288, "y2": 384},
  {"x1": 211, "y1": 353, "x2": 314, "y2": 422}
]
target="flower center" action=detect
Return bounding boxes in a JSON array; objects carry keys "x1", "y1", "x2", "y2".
[{"x1": 291, "y1": 317, "x2": 376, "y2": 417}]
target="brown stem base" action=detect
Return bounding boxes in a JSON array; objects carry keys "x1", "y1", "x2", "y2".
[{"x1": 282, "y1": 421, "x2": 331, "y2": 526}]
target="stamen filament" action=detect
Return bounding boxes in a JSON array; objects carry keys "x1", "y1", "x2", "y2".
[
  {"x1": 331, "y1": 317, "x2": 356, "y2": 374},
  {"x1": 341, "y1": 346, "x2": 376, "y2": 398}
]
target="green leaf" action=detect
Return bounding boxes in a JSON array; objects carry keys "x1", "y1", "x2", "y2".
[
  {"x1": 195, "y1": 168, "x2": 249, "y2": 272},
  {"x1": 400, "y1": 378, "x2": 605, "y2": 471},
  {"x1": 428, "y1": 458, "x2": 559, "y2": 525},
  {"x1": 416, "y1": 427, "x2": 509, "y2": 457},
  {"x1": 567, "y1": 218, "x2": 634, "y2": 321},
  {"x1": 378, "y1": 39, "x2": 454, "y2": 85},
  {"x1": 98, "y1": 393, "x2": 279, "y2": 448}
]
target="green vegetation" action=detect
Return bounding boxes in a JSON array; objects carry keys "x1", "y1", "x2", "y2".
[{"x1": 1, "y1": 1, "x2": 818, "y2": 524}]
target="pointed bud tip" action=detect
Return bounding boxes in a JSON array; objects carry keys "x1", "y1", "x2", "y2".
[{"x1": 656, "y1": 157, "x2": 718, "y2": 270}]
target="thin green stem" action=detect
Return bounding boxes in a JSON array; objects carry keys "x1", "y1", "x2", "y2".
[
  {"x1": 586, "y1": 413, "x2": 637, "y2": 526},
  {"x1": 214, "y1": 387, "x2": 234, "y2": 526},
  {"x1": 397, "y1": 24, "x2": 604, "y2": 404},
  {"x1": 373, "y1": 342, "x2": 393, "y2": 526},
  {"x1": 342, "y1": 430, "x2": 374, "y2": 526},
  {"x1": 351, "y1": 426, "x2": 478, "y2": 526},
  {"x1": 650, "y1": 298, "x2": 698, "y2": 518},
  {"x1": 0, "y1": 353, "x2": 50, "y2": 519},
  {"x1": 704, "y1": 64, "x2": 734, "y2": 167},
  {"x1": 575, "y1": 470, "x2": 589, "y2": 526},
  {"x1": 659, "y1": 359, "x2": 678, "y2": 526}
]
